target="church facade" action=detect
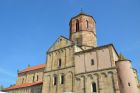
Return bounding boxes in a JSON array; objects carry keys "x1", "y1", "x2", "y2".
[{"x1": 3, "y1": 12, "x2": 140, "y2": 93}]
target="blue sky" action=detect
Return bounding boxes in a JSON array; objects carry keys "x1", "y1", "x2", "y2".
[{"x1": 0, "y1": 0, "x2": 140, "y2": 87}]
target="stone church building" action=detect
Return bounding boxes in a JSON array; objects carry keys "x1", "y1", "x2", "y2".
[{"x1": 3, "y1": 12, "x2": 140, "y2": 93}]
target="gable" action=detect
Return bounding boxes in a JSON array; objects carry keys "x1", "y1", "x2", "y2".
[
  {"x1": 47, "y1": 36, "x2": 72, "y2": 52},
  {"x1": 110, "y1": 45, "x2": 119, "y2": 62}
]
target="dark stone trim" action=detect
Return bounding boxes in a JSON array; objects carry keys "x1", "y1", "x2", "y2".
[
  {"x1": 50, "y1": 51, "x2": 53, "y2": 70},
  {"x1": 115, "y1": 60, "x2": 132, "y2": 63},
  {"x1": 75, "y1": 67, "x2": 117, "y2": 76},
  {"x1": 64, "y1": 48, "x2": 67, "y2": 68},
  {"x1": 74, "y1": 44, "x2": 119, "y2": 57},
  {"x1": 108, "y1": 46, "x2": 114, "y2": 67},
  {"x1": 47, "y1": 36, "x2": 73, "y2": 53},
  {"x1": 84, "y1": 53, "x2": 87, "y2": 72},
  {"x1": 44, "y1": 66, "x2": 75, "y2": 73},
  {"x1": 70, "y1": 30, "x2": 96, "y2": 37},
  {"x1": 96, "y1": 50, "x2": 99, "y2": 70},
  {"x1": 47, "y1": 45, "x2": 74, "y2": 54}
]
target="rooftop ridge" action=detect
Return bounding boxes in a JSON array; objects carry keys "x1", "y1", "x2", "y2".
[
  {"x1": 3, "y1": 82, "x2": 43, "y2": 91},
  {"x1": 18, "y1": 64, "x2": 45, "y2": 74}
]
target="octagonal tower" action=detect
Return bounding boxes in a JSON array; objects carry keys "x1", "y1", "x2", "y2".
[{"x1": 69, "y1": 12, "x2": 97, "y2": 48}]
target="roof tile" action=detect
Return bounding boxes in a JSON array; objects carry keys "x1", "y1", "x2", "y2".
[
  {"x1": 18, "y1": 64, "x2": 45, "y2": 74},
  {"x1": 3, "y1": 82, "x2": 43, "y2": 91}
]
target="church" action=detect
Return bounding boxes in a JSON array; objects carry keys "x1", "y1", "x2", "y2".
[{"x1": 3, "y1": 12, "x2": 140, "y2": 93}]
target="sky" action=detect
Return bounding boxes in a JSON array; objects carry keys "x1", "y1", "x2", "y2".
[{"x1": 0, "y1": 0, "x2": 140, "y2": 87}]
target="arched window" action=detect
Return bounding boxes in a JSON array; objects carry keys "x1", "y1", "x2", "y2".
[
  {"x1": 86, "y1": 20, "x2": 89, "y2": 29},
  {"x1": 76, "y1": 20, "x2": 79, "y2": 32},
  {"x1": 60, "y1": 74, "x2": 64, "y2": 84},
  {"x1": 53, "y1": 75, "x2": 57, "y2": 85},
  {"x1": 58, "y1": 59, "x2": 62, "y2": 68},
  {"x1": 91, "y1": 82, "x2": 97, "y2": 92},
  {"x1": 91, "y1": 59, "x2": 94, "y2": 65}
]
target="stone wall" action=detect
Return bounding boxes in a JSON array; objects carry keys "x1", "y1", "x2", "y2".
[
  {"x1": 75, "y1": 45, "x2": 118, "y2": 74},
  {"x1": 42, "y1": 37, "x2": 75, "y2": 93},
  {"x1": 16, "y1": 69, "x2": 44, "y2": 85},
  {"x1": 43, "y1": 67, "x2": 74, "y2": 93},
  {"x1": 75, "y1": 69, "x2": 120, "y2": 93}
]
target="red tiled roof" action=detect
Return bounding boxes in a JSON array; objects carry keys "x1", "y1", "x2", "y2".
[
  {"x1": 3, "y1": 82, "x2": 43, "y2": 91},
  {"x1": 18, "y1": 64, "x2": 45, "y2": 74}
]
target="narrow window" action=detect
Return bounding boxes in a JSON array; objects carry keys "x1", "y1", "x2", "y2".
[
  {"x1": 75, "y1": 38, "x2": 81, "y2": 46},
  {"x1": 86, "y1": 20, "x2": 89, "y2": 28},
  {"x1": 33, "y1": 76, "x2": 35, "y2": 82},
  {"x1": 76, "y1": 20, "x2": 79, "y2": 32},
  {"x1": 60, "y1": 75, "x2": 64, "y2": 84},
  {"x1": 37, "y1": 75, "x2": 39, "y2": 81},
  {"x1": 60, "y1": 38, "x2": 62, "y2": 42},
  {"x1": 58, "y1": 59, "x2": 62, "y2": 68},
  {"x1": 75, "y1": 38, "x2": 79, "y2": 45},
  {"x1": 53, "y1": 75, "x2": 57, "y2": 85},
  {"x1": 91, "y1": 59, "x2": 94, "y2": 65},
  {"x1": 22, "y1": 78, "x2": 24, "y2": 84},
  {"x1": 128, "y1": 82, "x2": 131, "y2": 86},
  {"x1": 91, "y1": 82, "x2": 97, "y2": 92}
]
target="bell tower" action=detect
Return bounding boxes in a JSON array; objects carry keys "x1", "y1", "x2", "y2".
[{"x1": 69, "y1": 12, "x2": 97, "y2": 48}]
